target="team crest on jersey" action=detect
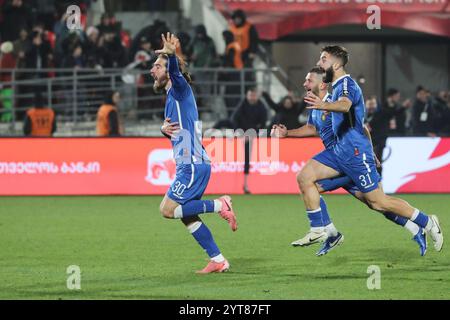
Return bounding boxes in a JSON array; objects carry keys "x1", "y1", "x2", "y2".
[{"x1": 321, "y1": 113, "x2": 327, "y2": 121}]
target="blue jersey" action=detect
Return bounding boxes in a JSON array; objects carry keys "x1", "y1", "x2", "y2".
[
  {"x1": 164, "y1": 55, "x2": 209, "y2": 165},
  {"x1": 307, "y1": 93, "x2": 335, "y2": 149},
  {"x1": 330, "y1": 75, "x2": 372, "y2": 157}
]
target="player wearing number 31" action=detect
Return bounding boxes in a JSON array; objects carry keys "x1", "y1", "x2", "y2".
[{"x1": 150, "y1": 33, "x2": 238, "y2": 274}]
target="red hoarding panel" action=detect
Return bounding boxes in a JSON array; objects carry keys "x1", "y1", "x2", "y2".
[{"x1": 1, "y1": 137, "x2": 449, "y2": 195}]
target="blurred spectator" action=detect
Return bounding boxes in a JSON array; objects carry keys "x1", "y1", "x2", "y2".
[
  {"x1": 134, "y1": 36, "x2": 155, "y2": 68},
  {"x1": 433, "y1": 90, "x2": 450, "y2": 136},
  {"x1": 366, "y1": 91, "x2": 410, "y2": 175},
  {"x1": 25, "y1": 31, "x2": 52, "y2": 71},
  {"x1": 222, "y1": 31, "x2": 243, "y2": 69},
  {"x1": 191, "y1": 25, "x2": 218, "y2": 111},
  {"x1": 262, "y1": 91, "x2": 305, "y2": 130},
  {"x1": 176, "y1": 31, "x2": 192, "y2": 62},
  {"x1": 83, "y1": 26, "x2": 101, "y2": 67},
  {"x1": 96, "y1": 13, "x2": 120, "y2": 36},
  {"x1": 229, "y1": 9, "x2": 259, "y2": 90},
  {"x1": 1, "y1": 0, "x2": 31, "y2": 42},
  {"x1": 222, "y1": 30, "x2": 243, "y2": 112},
  {"x1": 12, "y1": 28, "x2": 30, "y2": 69},
  {"x1": 23, "y1": 92, "x2": 56, "y2": 137},
  {"x1": 0, "y1": 41, "x2": 16, "y2": 81},
  {"x1": 412, "y1": 86, "x2": 436, "y2": 136},
  {"x1": 130, "y1": 19, "x2": 169, "y2": 60},
  {"x1": 98, "y1": 31, "x2": 128, "y2": 68},
  {"x1": 229, "y1": 9, "x2": 259, "y2": 68},
  {"x1": 0, "y1": 41, "x2": 15, "y2": 123},
  {"x1": 231, "y1": 88, "x2": 267, "y2": 194},
  {"x1": 134, "y1": 36, "x2": 158, "y2": 119},
  {"x1": 383, "y1": 88, "x2": 411, "y2": 136},
  {"x1": 96, "y1": 91, "x2": 122, "y2": 137},
  {"x1": 191, "y1": 25, "x2": 217, "y2": 69},
  {"x1": 62, "y1": 44, "x2": 85, "y2": 69}
]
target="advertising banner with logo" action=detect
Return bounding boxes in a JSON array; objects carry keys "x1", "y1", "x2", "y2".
[{"x1": 0, "y1": 137, "x2": 449, "y2": 195}]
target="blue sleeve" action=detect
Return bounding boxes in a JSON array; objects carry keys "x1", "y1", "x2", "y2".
[
  {"x1": 338, "y1": 78, "x2": 357, "y2": 104},
  {"x1": 168, "y1": 54, "x2": 189, "y2": 100}
]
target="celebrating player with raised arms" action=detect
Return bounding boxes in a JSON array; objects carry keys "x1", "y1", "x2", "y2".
[{"x1": 150, "y1": 33, "x2": 237, "y2": 273}]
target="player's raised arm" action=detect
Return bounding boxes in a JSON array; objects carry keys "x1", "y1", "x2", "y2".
[{"x1": 156, "y1": 33, "x2": 189, "y2": 98}]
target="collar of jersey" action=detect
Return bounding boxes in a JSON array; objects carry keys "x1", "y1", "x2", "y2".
[
  {"x1": 322, "y1": 93, "x2": 330, "y2": 102},
  {"x1": 332, "y1": 74, "x2": 350, "y2": 88}
]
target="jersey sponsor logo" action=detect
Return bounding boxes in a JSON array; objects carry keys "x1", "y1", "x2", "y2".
[{"x1": 145, "y1": 149, "x2": 176, "y2": 186}]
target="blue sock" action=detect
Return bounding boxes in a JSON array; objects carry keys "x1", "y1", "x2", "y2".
[
  {"x1": 383, "y1": 212, "x2": 408, "y2": 226},
  {"x1": 411, "y1": 210, "x2": 429, "y2": 229},
  {"x1": 190, "y1": 222, "x2": 221, "y2": 258},
  {"x1": 176, "y1": 200, "x2": 215, "y2": 218},
  {"x1": 319, "y1": 197, "x2": 331, "y2": 226},
  {"x1": 307, "y1": 208, "x2": 326, "y2": 228}
]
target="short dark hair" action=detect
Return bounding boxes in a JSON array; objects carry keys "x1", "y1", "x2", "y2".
[
  {"x1": 309, "y1": 66, "x2": 325, "y2": 75},
  {"x1": 387, "y1": 88, "x2": 399, "y2": 97},
  {"x1": 416, "y1": 85, "x2": 426, "y2": 93},
  {"x1": 321, "y1": 45, "x2": 349, "y2": 66}
]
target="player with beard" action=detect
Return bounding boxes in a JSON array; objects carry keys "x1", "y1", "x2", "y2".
[
  {"x1": 150, "y1": 33, "x2": 238, "y2": 273},
  {"x1": 273, "y1": 67, "x2": 426, "y2": 256},
  {"x1": 298, "y1": 46, "x2": 443, "y2": 254}
]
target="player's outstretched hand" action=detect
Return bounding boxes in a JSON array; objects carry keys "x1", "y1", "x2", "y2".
[
  {"x1": 271, "y1": 124, "x2": 288, "y2": 138},
  {"x1": 155, "y1": 32, "x2": 179, "y2": 56},
  {"x1": 161, "y1": 117, "x2": 180, "y2": 137},
  {"x1": 304, "y1": 91, "x2": 323, "y2": 109}
]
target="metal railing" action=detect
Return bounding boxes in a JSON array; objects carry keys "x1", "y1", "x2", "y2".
[{"x1": 0, "y1": 66, "x2": 282, "y2": 136}]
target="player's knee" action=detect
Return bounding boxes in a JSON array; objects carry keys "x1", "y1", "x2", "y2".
[
  {"x1": 159, "y1": 204, "x2": 174, "y2": 219},
  {"x1": 296, "y1": 170, "x2": 314, "y2": 189}
]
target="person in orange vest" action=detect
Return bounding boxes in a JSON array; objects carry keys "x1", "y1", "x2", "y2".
[
  {"x1": 222, "y1": 30, "x2": 243, "y2": 70},
  {"x1": 96, "y1": 91, "x2": 121, "y2": 136},
  {"x1": 222, "y1": 31, "x2": 244, "y2": 112},
  {"x1": 23, "y1": 92, "x2": 56, "y2": 137},
  {"x1": 229, "y1": 9, "x2": 259, "y2": 67}
]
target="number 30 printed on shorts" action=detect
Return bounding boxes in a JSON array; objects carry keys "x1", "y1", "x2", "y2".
[{"x1": 171, "y1": 181, "x2": 187, "y2": 197}]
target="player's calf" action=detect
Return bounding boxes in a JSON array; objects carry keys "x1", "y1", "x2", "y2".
[{"x1": 159, "y1": 202, "x2": 175, "y2": 218}]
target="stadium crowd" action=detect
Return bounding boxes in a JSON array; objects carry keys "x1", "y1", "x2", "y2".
[{"x1": 0, "y1": 1, "x2": 449, "y2": 138}]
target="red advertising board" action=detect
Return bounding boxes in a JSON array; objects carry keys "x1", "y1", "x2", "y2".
[
  {"x1": 0, "y1": 137, "x2": 449, "y2": 195},
  {"x1": 214, "y1": 0, "x2": 450, "y2": 39}
]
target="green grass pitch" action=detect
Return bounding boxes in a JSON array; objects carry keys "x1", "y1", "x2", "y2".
[{"x1": 0, "y1": 194, "x2": 449, "y2": 300}]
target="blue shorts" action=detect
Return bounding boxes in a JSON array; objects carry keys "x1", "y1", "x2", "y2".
[
  {"x1": 313, "y1": 149, "x2": 379, "y2": 193},
  {"x1": 312, "y1": 149, "x2": 342, "y2": 173},
  {"x1": 167, "y1": 163, "x2": 211, "y2": 205}
]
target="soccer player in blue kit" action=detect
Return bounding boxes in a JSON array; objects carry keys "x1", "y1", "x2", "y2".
[
  {"x1": 150, "y1": 33, "x2": 237, "y2": 273},
  {"x1": 300, "y1": 45, "x2": 443, "y2": 254},
  {"x1": 273, "y1": 67, "x2": 426, "y2": 256}
]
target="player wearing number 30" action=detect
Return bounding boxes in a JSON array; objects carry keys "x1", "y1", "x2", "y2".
[{"x1": 150, "y1": 33, "x2": 238, "y2": 274}]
